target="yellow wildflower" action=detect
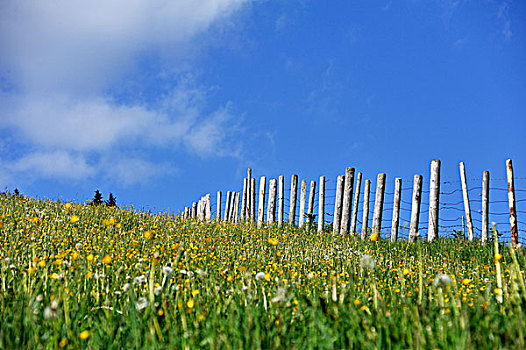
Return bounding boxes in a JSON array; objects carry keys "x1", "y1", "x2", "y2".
[
  {"x1": 79, "y1": 330, "x2": 89, "y2": 340},
  {"x1": 70, "y1": 215, "x2": 79, "y2": 223}
]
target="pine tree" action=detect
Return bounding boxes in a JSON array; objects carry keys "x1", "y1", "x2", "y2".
[
  {"x1": 106, "y1": 193, "x2": 117, "y2": 207},
  {"x1": 91, "y1": 190, "x2": 103, "y2": 206}
]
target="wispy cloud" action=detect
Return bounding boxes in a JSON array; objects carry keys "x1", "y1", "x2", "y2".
[{"x1": 0, "y1": 0, "x2": 249, "y2": 186}]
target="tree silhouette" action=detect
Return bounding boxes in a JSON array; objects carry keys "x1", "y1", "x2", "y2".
[
  {"x1": 106, "y1": 193, "x2": 117, "y2": 207},
  {"x1": 91, "y1": 190, "x2": 103, "y2": 206}
]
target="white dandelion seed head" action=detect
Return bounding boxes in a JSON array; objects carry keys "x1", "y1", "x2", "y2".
[
  {"x1": 135, "y1": 297, "x2": 148, "y2": 311},
  {"x1": 154, "y1": 286, "x2": 163, "y2": 296},
  {"x1": 360, "y1": 254, "x2": 376, "y2": 270},
  {"x1": 162, "y1": 266, "x2": 174, "y2": 276},
  {"x1": 255, "y1": 272, "x2": 266, "y2": 281},
  {"x1": 433, "y1": 273, "x2": 453, "y2": 288}
]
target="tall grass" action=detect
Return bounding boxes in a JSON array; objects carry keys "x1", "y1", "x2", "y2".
[{"x1": 0, "y1": 193, "x2": 525, "y2": 349}]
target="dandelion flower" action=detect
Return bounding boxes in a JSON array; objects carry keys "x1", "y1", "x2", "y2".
[
  {"x1": 102, "y1": 255, "x2": 112, "y2": 264},
  {"x1": 267, "y1": 238, "x2": 279, "y2": 246},
  {"x1": 162, "y1": 266, "x2": 174, "y2": 276},
  {"x1": 187, "y1": 298, "x2": 195, "y2": 308},
  {"x1": 70, "y1": 215, "x2": 79, "y2": 223},
  {"x1": 154, "y1": 286, "x2": 163, "y2": 296},
  {"x1": 79, "y1": 330, "x2": 89, "y2": 340},
  {"x1": 370, "y1": 233, "x2": 379, "y2": 242},
  {"x1": 360, "y1": 254, "x2": 376, "y2": 270},
  {"x1": 255, "y1": 272, "x2": 266, "y2": 281},
  {"x1": 136, "y1": 297, "x2": 148, "y2": 310}
]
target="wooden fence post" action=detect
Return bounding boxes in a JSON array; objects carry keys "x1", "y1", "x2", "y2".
[
  {"x1": 361, "y1": 179, "x2": 371, "y2": 240},
  {"x1": 289, "y1": 175, "x2": 298, "y2": 225},
  {"x1": 459, "y1": 162, "x2": 474, "y2": 241},
  {"x1": 205, "y1": 194, "x2": 211, "y2": 220},
  {"x1": 278, "y1": 175, "x2": 285, "y2": 226},
  {"x1": 506, "y1": 159, "x2": 519, "y2": 248},
  {"x1": 251, "y1": 178, "x2": 256, "y2": 223},
  {"x1": 299, "y1": 180, "x2": 307, "y2": 228},
  {"x1": 217, "y1": 192, "x2": 222, "y2": 220},
  {"x1": 428, "y1": 160, "x2": 441, "y2": 242},
  {"x1": 333, "y1": 175, "x2": 345, "y2": 234},
  {"x1": 268, "y1": 179, "x2": 277, "y2": 224},
  {"x1": 258, "y1": 176, "x2": 267, "y2": 228},
  {"x1": 372, "y1": 173, "x2": 386, "y2": 235},
  {"x1": 247, "y1": 168, "x2": 252, "y2": 220},
  {"x1": 481, "y1": 171, "x2": 490, "y2": 244},
  {"x1": 307, "y1": 180, "x2": 316, "y2": 230},
  {"x1": 233, "y1": 192, "x2": 240, "y2": 223},
  {"x1": 318, "y1": 176, "x2": 326, "y2": 233},
  {"x1": 192, "y1": 202, "x2": 197, "y2": 219},
  {"x1": 229, "y1": 191, "x2": 236, "y2": 221},
  {"x1": 390, "y1": 178, "x2": 402, "y2": 242},
  {"x1": 351, "y1": 172, "x2": 362, "y2": 235},
  {"x1": 185, "y1": 207, "x2": 190, "y2": 219},
  {"x1": 224, "y1": 191, "x2": 231, "y2": 221},
  {"x1": 340, "y1": 167, "x2": 355, "y2": 235},
  {"x1": 409, "y1": 174, "x2": 423, "y2": 242},
  {"x1": 241, "y1": 178, "x2": 247, "y2": 221}
]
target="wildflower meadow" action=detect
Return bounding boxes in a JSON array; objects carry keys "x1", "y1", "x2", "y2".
[{"x1": 1, "y1": 193, "x2": 525, "y2": 349}]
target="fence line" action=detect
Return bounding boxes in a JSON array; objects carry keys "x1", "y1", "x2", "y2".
[{"x1": 182, "y1": 159, "x2": 524, "y2": 245}]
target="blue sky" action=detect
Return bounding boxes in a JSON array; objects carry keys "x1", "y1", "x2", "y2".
[{"x1": 0, "y1": 0, "x2": 524, "y2": 221}]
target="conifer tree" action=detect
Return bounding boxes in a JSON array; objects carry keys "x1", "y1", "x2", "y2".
[
  {"x1": 106, "y1": 193, "x2": 117, "y2": 207},
  {"x1": 91, "y1": 190, "x2": 103, "y2": 206}
]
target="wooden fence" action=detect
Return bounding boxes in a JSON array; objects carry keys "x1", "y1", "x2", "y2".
[{"x1": 182, "y1": 159, "x2": 524, "y2": 248}]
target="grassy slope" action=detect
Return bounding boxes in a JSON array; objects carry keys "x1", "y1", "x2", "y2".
[{"x1": 0, "y1": 193, "x2": 525, "y2": 349}]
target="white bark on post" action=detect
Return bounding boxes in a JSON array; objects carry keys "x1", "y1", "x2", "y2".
[
  {"x1": 390, "y1": 178, "x2": 402, "y2": 242},
  {"x1": 205, "y1": 194, "x2": 211, "y2": 221},
  {"x1": 481, "y1": 171, "x2": 490, "y2": 244},
  {"x1": 409, "y1": 175, "x2": 423, "y2": 242},
  {"x1": 459, "y1": 162, "x2": 474, "y2": 241},
  {"x1": 192, "y1": 202, "x2": 197, "y2": 219},
  {"x1": 268, "y1": 179, "x2": 277, "y2": 224},
  {"x1": 278, "y1": 175, "x2": 285, "y2": 226},
  {"x1": 372, "y1": 173, "x2": 386, "y2": 235},
  {"x1": 307, "y1": 180, "x2": 316, "y2": 230},
  {"x1": 217, "y1": 192, "x2": 222, "y2": 220},
  {"x1": 340, "y1": 167, "x2": 355, "y2": 235},
  {"x1": 229, "y1": 190, "x2": 236, "y2": 222},
  {"x1": 241, "y1": 178, "x2": 247, "y2": 221},
  {"x1": 197, "y1": 199, "x2": 202, "y2": 221},
  {"x1": 361, "y1": 179, "x2": 371, "y2": 240},
  {"x1": 333, "y1": 175, "x2": 345, "y2": 234},
  {"x1": 428, "y1": 160, "x2": 441, "y2": 242},
  {"x1": 233, "y1": 192, "x2": 240, "y2": 223},
  {"x1": 185, "y1": 207, "x2": 190, "y2": 219},
  {"x1": 251, "y1": 178, "x2": 256, "y2": 223},
  {"x1": 224, "y1": 191, "x2": 231, "y2": 221},
  {"x1": 318, "y1": 176, "x2": 326, "y2": 233},
  {"x1": 350, "y1": 172, "x2": 362, "y2": 235},
  {"x1": 506, "y1": 159, "x2": 519, "y2": 248},
  {"x1": 257, "y1": 176, "x2": 267, "y2": 228},
  {"x1": 299, "y1": 180, "x2": 307, "y2": 228},
  {"x1": 247, "y1": 168, "x2": 252, "y2": 220},
  {"x1": 289, "y1": 174, "x2": 299, "y2": 225}
]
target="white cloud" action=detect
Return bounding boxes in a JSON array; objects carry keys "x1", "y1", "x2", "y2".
[{"x1": 0, "y1": 0, "x2": 249, "y2": 185}]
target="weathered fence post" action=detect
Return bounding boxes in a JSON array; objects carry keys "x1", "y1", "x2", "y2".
[
  {"x1": 307, "y1": 180, "x2": 316, "y2": 230},
  {"x1": 318, "y1": 176, "x2": 326, "y2": 233},
  {"x1": 409, "y1": 174, "x2": 423, "y2": 242},
  {"x1": 428, "y1": 160, "x2": 441, "y2": 242},
  {"x1": 372, "y1": 173, "x2": 386, "y2": 235},
  {"x1": 361, "y1": 179, "x2": 371, "y2": 240},
  {"x1": 247, "y1": 168, "x2": 252, "y2": 220},
  {"x1": 185, "y1": 207, "x2": 190, "y2": 218},
  {"x1": 241, "y1": 178, "x2": 247, "y2": 221},
  {"x1": 268, "y1": 179, "x2": 277, "y2": 224},
  {"x1": 390, "y1": 178, "x2": 402, "y2": 242},
  {"x1": 251, "y1": 178, "x2": 256, "y2": 223},
  {"x1": 506, "y1": 159, "x2": 519, "y2": 248},
  {"x1": 258, "y1": 176, "x2": 267, "y2": 228},
  {"x1": 278, "y1": 175, "x2": 285, "y2": 226},
  {"x1": 351, "y1": 172, "x2": 362, "y2": 235},
  {"x1": 229, "y1": 191, "x2": 236, "y2": 221},
  {"x1": 459, "y1": 162, "x2": 474, "y2": 241},
  {"x1": 217, "y1": 191, "x2": 222, "y2": 220},
  {"x1": 333, "y1": 175, "x2": 345, "y2": 234},
  {"x1": 289, "y1": 175, "x2": 299, "y2": 225},
  {"x1": 224, "y1": 191, "x2": 231, "y2": 221},
  {"x1": 299, "y1": 180, "x2": 307, "y2": 228},
  {"x1": 340, "y1": 167, "x2": 355, "y2": 235},
  {"x1": 205, "y1": 194, "x2": 211, "y2": 220},
  {"x1": 192, "y1": 202, "x2": 197, "y2": 219},
  {"x1": 481, "y1": 171, "x2": 490, "y2": 244}
]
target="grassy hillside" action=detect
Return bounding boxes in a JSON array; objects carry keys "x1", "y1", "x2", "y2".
[{"x1": 0, "y1": 193, "x2": 525, "y2": 349}]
